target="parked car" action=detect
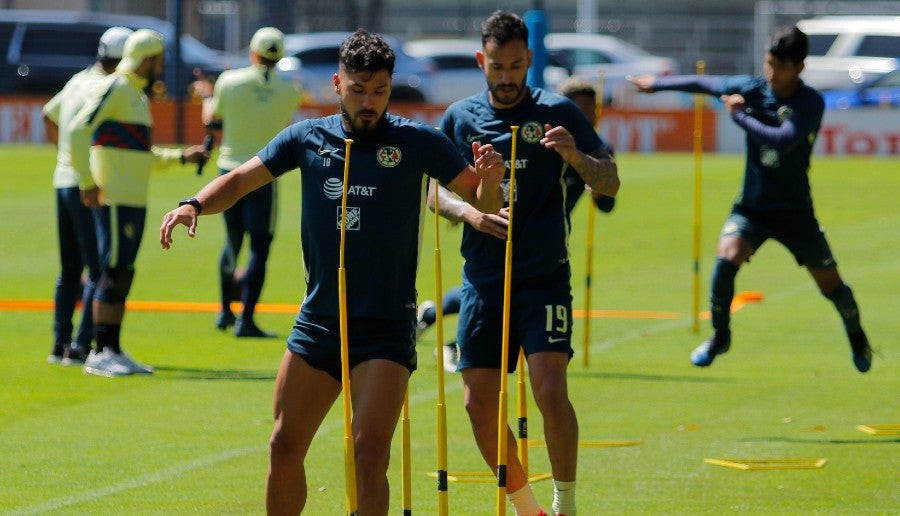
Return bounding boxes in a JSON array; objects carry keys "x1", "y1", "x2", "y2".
[
  {"x1": 0, "y1": 9, "x2": 232, "y2": 97},
  {"x1": 403, "y1": 38, "x2": 484, "y2": 105},
  {"x1": 275, "y1": 32, "x2": 437, "y2": 103},
  {"x1": 797, "y1": 16, "x2": 900, "y2": 91},
  {"x1": 821, "y1": 68, "x2": 900, "y2": 109},
  {"x1": 404, "y1": 34, "x2": 674, "y2": 106},
  {"x1": 544, "y1": 32, "x2": 678, "y2": 105}
]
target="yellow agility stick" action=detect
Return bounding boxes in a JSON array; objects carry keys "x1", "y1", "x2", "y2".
[
  {"x1": 516, "y1": 347, "x2": 528, "y2": 476},
  {"x1": 582, "y1": 71, "x2": 605, "y2": 367},
  {"x1": 496, "y1": 125, "x2": 519, "y2": 516},
  {"x1": 338, "y1": 138, "x2": 358, "y2": 515},
  {"x1": 433, "y1": 181, "x2": 450, "y2": 515},
  {"x1": 691, "y1": 61, "x2": 705, "y2": 333},
  {"x1": 401, "y1": 387, "x2": 412, "y2": 515}
]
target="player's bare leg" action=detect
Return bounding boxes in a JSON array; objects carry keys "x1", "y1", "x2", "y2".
[
  {"x1": 528, "y1": 351, "x2": 578, "y2": 481},
  {"x1": 267, "y1": 351, "x2": 340, "y2": 515},
  {"x1": 460, "y1": 368, "x2": 529, "y2": 493},
  {"x1": 349, "y1": 359, "x2": 410, "y2": 515}
]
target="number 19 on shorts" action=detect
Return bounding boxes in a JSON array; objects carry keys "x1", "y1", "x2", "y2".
[{"x1": 545, "y1": 304, "x2": 569, "y2": 333}]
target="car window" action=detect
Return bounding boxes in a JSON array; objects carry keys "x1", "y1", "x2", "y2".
[
  {"x1": 854, "y1": 35, "x2": 900, "y2": 58},
  {"x1": 807, "y1": 34, "x2": 838, "y2": 56},
  {"x1": 0, "y1": 22, "x2": 16, "y2": 55},
  {"x1": 570, "y1": 49, "x2": 613, "y2": 66},
  {"x1": 294, "y1": 47, "x2": 339, "y2": 66},
  {"x1": 432, "y1": 55, "x2": 478, "y2": 70},
  {"x1": 20, "y1": 24, "x2": 105, "y2": 58}
]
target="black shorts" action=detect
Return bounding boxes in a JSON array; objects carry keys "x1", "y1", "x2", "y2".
[
  {"x1": 723, "y1": 205, "x2": 836, "y2": 268},
  {"x1": 286, "y1": 311, "x2": 417, "y2": 381},
  {"x1": 457, "y1": 265, "x2": 574, "y2": 372}
]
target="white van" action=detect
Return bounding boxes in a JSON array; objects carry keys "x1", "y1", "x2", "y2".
[{"x1": 797, "y1": 16, "x2": 900, "y2": 91}]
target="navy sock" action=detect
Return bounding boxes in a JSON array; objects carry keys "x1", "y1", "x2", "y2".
[
  {"x1": 825, "y1": 283, "x2": 862, "y2": 336},
  {"x1": 710, "y1": 258, "x2": 739, "y2": 340},
  {"x1": 95, "y1": 323, "x2": 121, "y2": 353}
]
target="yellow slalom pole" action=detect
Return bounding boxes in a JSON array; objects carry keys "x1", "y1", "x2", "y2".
[
  {"x1": 516, "y1": 347, "x2": 528, "y2": 477},
  {"x1": 338, "y1": 138, "x2": 358, "y2": 515},
  {"x1": 402, "y1": 387, "x2": 412, "y2": 516},
  {"x1": 496, "y1": 125, "x2": 519, "y2": 516},
  {"x1": 692, "y1": 61, "x2": 705, "y2": 334},
  {"x1": 582, "y1": 71, "x2": 605, "y2": 368},
  {"x1": 433, "y1": 181, "x2": 450, "y2": 516}
]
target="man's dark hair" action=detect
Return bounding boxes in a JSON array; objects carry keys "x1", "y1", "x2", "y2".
[
  {"x1": 768, "y1": 26, "x2": 808, "y2": 65},
  {"x1": 339, "y1": 29, "x2": 395, "y2": 75},
  {"x1": 481, "y1": 10, "x2": 529, "y2": 47}
]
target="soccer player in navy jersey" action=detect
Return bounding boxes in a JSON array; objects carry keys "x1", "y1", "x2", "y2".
[
  {"x1": 629, "y1": 25, "x2": 872, "y2": 373},
  {"x1": 432, "y1": 11, "x2": 619, "y2": 516},
  {"x1": 160, "y1": 30, "x2": 504, "y2": 515}
]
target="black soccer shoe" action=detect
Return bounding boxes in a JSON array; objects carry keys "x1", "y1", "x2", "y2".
[
  {"x1": 849, "y1": 329, "x2": 872, "y2": 373},
  {"x1": 234, "y1": 319, "x2": 277, "y2": 339},
  {"x1": 690, "y1": 334, "x2": 731, "y2": 367}
]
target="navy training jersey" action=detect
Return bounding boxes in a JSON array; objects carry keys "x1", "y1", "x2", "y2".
[
  {"x1": 259, "y1": 113, "x2": 468, "y2": 320},
  {"x1": 656, "y1": 74, "x2": 823, "y2": 211},
  {"x1": 441, "y1": 88, "x2": 604, "y2": 281}
]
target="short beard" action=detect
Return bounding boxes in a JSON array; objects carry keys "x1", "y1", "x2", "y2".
[
  {"x1": 488, "y1": 77, "x2": 527, "y2": 106},
  {"x1": 340, "y1": 102, "x2": 384, "y2": 138}
]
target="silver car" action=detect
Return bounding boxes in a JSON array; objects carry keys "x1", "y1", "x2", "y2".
[
  {"x1": 276, "y1": 31, "x2": 437, "y2": 103},
  {"x1": 545, "y1": 32, "x2": 678, "y2": 105},
  {"x1": 797, "y1": 16, "x2": 900, "y2": 91}
]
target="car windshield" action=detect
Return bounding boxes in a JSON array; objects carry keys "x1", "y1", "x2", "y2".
[
  {"x1": 855, "y1": 35, "x2": 900, "y2": 58},
  {"x1": 807, "y1": 34, "x2": 838, "y2": 56}
]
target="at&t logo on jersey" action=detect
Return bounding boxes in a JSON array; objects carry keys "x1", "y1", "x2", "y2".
[
  {"x1": 520, "y1": 121, "x2": 543, "y2": 144},
  {"x1": 336, "y1": 206, "x2": 361, "y2": 230},
  {"x1": 323, "y1": 177, "x2": 343, "y2": 200},
  {"x1": 322, "y1": 178, "x2": 378, "y2": 200},
  {"x1": 377, "y1": 146, "x2": 402, "y2": 167}
]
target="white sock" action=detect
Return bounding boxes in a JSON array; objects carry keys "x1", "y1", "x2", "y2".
[
  {"x1": 508, "y1": 484, "x2": 542, "y2": 516},
  {"x1": 552, "y1": 479, "x2": 576, "y2": 515}
]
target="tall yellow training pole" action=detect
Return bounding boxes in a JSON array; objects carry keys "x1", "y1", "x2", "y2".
[
  {"x1": 433, "y1": 181, "x2": 450, "y2": 516},
  {"x1": 496, "y1": 125, "x2": 519, "y2": 516},
  {"x1": 692, "y1": 61, "x2": 705, "y2": 333},
  {"x1": 401, "y1": 387, "x2": 412, "y2": 516},
  {"x1": 582, "y1": 71, "x2": 605, "y2": 367},
  {"x1": 338, "y1": 138, "x2": 358, "y2": 515},
  {"x1": 516, "y1": 347, "x2": 528, "y2": 476}
]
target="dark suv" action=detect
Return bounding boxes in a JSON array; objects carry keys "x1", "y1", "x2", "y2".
[{"x1": 0, "y1": 9, "x2": 231, "y2": 97}]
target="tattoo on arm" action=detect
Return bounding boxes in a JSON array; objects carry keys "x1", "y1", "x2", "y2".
[{"x1": 573, "y1": 149, "x2": 619, "y2": 196}]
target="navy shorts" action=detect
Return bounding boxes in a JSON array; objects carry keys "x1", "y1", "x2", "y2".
[
  {"x1": 457, "y1": 265, "x2": 574, "y2": 372},
  {"x1": 722, "y1": 206, "x2": 836, "y2": 268},
  {"x1": 287, "y1": 311, "x2": 417, "y2": 381}
]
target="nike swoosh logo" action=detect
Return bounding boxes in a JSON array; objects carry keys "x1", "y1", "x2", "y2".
[
  {"x1": 548, "y1": 337, "x2": 567, "y2": 343},
  {"x1": 318, "y1": 147, "x2": 339, "y2": 155},
  {"x1": 466, "y1": 133, "x2": 488, "y2": 143}
]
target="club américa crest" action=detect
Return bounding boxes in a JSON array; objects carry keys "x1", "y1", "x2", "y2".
[
  {"x1": 377, "y1": 146, "x2": 402, "y2": 167},
  {"x1": 520, "y1": 121, "x2": 543, "y2": 144}
]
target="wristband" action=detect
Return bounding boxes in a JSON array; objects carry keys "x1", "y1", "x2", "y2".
[{"x1": 178, "y1": 197, "x2": 202, "y2": 214}]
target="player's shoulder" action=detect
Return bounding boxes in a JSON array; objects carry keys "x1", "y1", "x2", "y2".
[
  {"x1": 215, "y1": 66, "x2": 253, "y2": 86},
  {"x1": 446, "y1": 91, "x2": 488, "y2": 114},
  {"x1": 383, "y1": 112, "x2": 435, "y2": 133},
  {"x1": 532, "y1": 87, "x2": 568, "y2": 106},
  {"x1": 795, "y1": 82, "x2": 824, "y2": 106}
]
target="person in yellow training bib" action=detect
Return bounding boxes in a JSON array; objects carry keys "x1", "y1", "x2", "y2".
[
  {"x1": 69, "y1": 28, "x2": 209, "y2": 377},
  {"x1": 43, "y1": 26, "x2": 133, "y2": 366},
  {"x1": 195, "y1": 27, "x2": 302, "y2": 338}
]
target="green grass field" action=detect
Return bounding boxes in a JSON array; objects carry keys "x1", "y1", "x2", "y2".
[{"x1": 1, "y1": 145, "x2": 897, "y2": 515}]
